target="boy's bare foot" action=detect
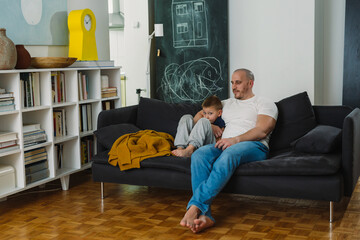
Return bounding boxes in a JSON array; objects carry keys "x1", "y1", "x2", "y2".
[
  {"x1": 180, "y1": 205, "x2": 200, "y2": 229},
  {"x1": 172, "y1": 145, "x2": 195, "y2": 157},
  {"x1": 191, "y1": 215, "x2": 215, "y2": 233}
]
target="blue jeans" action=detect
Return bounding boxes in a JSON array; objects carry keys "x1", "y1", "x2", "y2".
[{"x1": 187, "y1": 141, "x2": 269, "y2": 222}]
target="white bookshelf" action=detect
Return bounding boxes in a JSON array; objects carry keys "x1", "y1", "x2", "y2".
[{"x1": 0, "y1": 67, "x2": 121, "y2": 199}]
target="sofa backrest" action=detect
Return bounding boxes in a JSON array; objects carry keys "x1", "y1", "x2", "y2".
[{"x1": 136, "y1": 97, "x2": 202, "y2": 137}]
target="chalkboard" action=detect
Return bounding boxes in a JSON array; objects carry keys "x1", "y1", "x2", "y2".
[
  {"x1": 154, "y1": 0, "x2": 228, "y2": 104},
  {"x1": 343, "y1": 0, "x2": 360, "y2": 108}
]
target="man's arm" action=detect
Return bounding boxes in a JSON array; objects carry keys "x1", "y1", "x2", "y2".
[{"x1": 215, "y1": 114, "x2": 276, "y2": 150}]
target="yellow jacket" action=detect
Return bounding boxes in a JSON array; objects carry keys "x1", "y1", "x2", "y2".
[{"x1": 108, "y1": 130, "x2": 174, "y2": 171}]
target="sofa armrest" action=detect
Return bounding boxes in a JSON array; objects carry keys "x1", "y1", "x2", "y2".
[
  {"x1": 342, "y1": 108, "x2": 360, "y2": 196},
  {"x1": 97, "y1": 105, "x2": 138, "y2": 129}
]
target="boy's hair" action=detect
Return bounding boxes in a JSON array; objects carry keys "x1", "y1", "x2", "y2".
[{"x1": 202, "y1": 95, "x2": 223, "y2": 110}]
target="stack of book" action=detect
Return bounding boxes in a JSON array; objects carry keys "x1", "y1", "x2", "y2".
[
  {"x1": 79, "y1": 104, "x2": 92, "y2": 132},
  {"x1": 51, "y1": 71, "x2": 66, "y2": 103},
  {"x1": 53, "y1": 109, "x2": 67, "y2": 137},
  {"x1": 20, "y1": 72, "x2": 41, "y2": 108},
  {"x1": 23, "y1": 124, "x2": 47, "y2": 147},
  {"x1": 0, "y1": 131, "x2": 19, "y2": 153},
  {"x1": 80, "y1": 136, "x2": 94, "y2": 165},
  {"x1": 78, "y1": 72, "x2": 89, "y2": 101},
  {"x1": 101, "y1": 87, "x2": 117, "y2": 98},
  {"x1": 24, "y1": 147, "x2": 49, "y2": 184},
  {"x1": 0, "y1": 88, "x2": 15, "y2": 112}
]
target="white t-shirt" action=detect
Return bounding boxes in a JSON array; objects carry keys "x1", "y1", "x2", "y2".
[{"x1": 221, "y1": 96, "x2": 278, "y2": 149}]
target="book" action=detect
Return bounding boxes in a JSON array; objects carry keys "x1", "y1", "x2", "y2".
[
  {"x1": 0, "y1": 92, "x2": 14, "y2": 99},
  {"x1": 69, "y1": 60, "x2": 115, "y2": 68},
  {"x1": 102, "y1": 100, "x2": 115, "y2": 110},
  {"x1": 0, "y1": 99, "x2": 14, "y2": 106},
  {"x1": 101, "y1": 92, "x2": 117, "y2": 98},
  {"x1": 56, "y1": 144, "x2": 63, "y2": 169},
  {"x1": 26, "y1": 168, "x2": 49, "y2": 184},
  {"x1": 24, "y1": 147, "x2": 46, "y2": 157},
  {"x1": 0, "y1": 140, "x2": 17, "y2": 148},
  {"x1": 23, "y1": 130, "x2": 47, "y2": 146},
  {"x1": 25, "y1": 160, "x2": 48, "y2": 175},
  {"x1": 0, "y1": 131, "x2": 17, "y2": 142},
  {"x1": 53, "y1": 109, "x2": 66, "y2": 137},
  {"x1": 32, "y1": 72, "x2": 41, "y2": 106},
  {"x1": 86, "y1": 104, "x2": 92, "y2": 131},
  {"x1": 0, "y1": 104, "x2": 15, "y2": 112},
  {"x1": 82, "y1": 74, "x2": 88, "y2": 100},
  {"x1": 25, "y1": 152, "x2": 48, "y2": 165},
  {"x1": 23, "y1": 123, "x2": 41, "y2": 133},
  {"x1": 81, "y1": 104, "x2": 88, "y2": 132},
  {"x1": 78, "y1": 72, "x2": 83, "y2": 101},
  {"x1": 0, "y1": 145, "x2": 19, "y2": 153}
]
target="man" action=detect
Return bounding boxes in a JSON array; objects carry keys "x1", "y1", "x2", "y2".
[{"x1": 180, "y1": 68, "x2": 278, "y2": 233}]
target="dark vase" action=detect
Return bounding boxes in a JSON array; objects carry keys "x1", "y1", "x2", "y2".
[{"x1": 15, "y1": 44, "x2": 31, "y2": 69}]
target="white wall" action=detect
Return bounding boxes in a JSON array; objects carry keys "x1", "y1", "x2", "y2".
[
  {"x1": 123, "y1": 0, "x2": 150, "y2": 106},
  {"x1": 229, "y1": 0, "x2": 316, "y2": 103},
  {"x1": 22, "y1": 0, "x2": 346, "y2": 106}
]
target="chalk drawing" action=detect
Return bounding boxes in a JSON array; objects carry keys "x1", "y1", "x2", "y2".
[
  {"x1": 172, "y1": 0, "x2": 208, "y2": 48},
  {"x1": 158, "y1": 57, "x2": 223, "y2": 103}
]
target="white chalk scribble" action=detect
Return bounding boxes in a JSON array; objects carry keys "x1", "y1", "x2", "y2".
[{"x1": 158, "y1": 57, "x2": 223, "y2": 103}]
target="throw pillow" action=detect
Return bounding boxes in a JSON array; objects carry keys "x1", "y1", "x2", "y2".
[
  {"x1": 269, "y1": 92, "x2": 317, "y2": 151},
  {"x1": 94, "y1": 123, "x2": 140, "y2": 149},
  {"x1": 136, "y1": 97, "x2": 201, "y2": 137},
  {"x1": 291, "y1": 125, "x2": 342, "y2": 153}
]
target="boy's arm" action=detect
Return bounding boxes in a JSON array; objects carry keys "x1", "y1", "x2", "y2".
[{"x1": 193, "y1": 110, "x2": 204, "y2": 124}]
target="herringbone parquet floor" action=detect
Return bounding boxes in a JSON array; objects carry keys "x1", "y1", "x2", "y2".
[{"x1": 1, "y1": 170, "x2": 360, "y2": 239}]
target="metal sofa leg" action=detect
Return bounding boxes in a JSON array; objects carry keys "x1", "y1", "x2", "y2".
[
  {"x1": 329, "y1": 201, "x2": 334, "y2": 223},
  {"x1": 101, "y1": 182, "x2": 105, "y2": 199}
]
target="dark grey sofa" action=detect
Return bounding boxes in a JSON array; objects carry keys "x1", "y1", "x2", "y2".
[{"x1": 92, "y1": 92, "x2": 360, "y2": 222}]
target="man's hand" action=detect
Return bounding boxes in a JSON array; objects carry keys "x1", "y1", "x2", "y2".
[
  {"x1": 215, "y1": 137, "x2": 237, "y2": 150},
  {"x1": 211, "y1": 125, "x2": 223, "y2": 138}
]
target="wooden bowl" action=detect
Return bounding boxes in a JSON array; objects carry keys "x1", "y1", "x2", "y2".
[{"x1": 31, "y1": 57, "x2": 77, "y2": 68}]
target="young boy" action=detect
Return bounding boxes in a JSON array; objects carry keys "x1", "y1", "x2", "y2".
[{"x1": 172, "y1": 95, "x2": 225, "y2": 157}]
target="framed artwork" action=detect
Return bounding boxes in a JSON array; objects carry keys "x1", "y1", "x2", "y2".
[{"x1": 0, "y1": 0, "x2": 68, "y2": 45}]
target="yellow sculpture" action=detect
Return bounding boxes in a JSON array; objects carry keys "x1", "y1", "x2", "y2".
[{"x1": 68, "y1": 9, "x2": 98, "y2": 61}]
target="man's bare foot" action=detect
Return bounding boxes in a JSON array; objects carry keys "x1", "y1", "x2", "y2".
[
  {"x1": 172, "y1": 145, "x2": 195, "y2": 157},
  {"x1": 180, "y1": 205, "x2": 200, "y2": 229},
  {"x1": 191, "y1": 215, "x2": 215, "y2": 233}
]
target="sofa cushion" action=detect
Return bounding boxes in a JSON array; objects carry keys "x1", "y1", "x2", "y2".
[
  {"x1": 94, "y1": 123, "x2": 140, "y2": 149},
  {"x1": 291, "y1": 125, "x2": 342, "y2": 153},
  {"x1": 136, "y1": 97, "x2": 201, "y2": 137},
  {"x1": 269, "y1": 92, "x2": 317, "y2": 151},
  {"x1": 234, "y1": 150, "x2": 341, "y2": 176},
  {"x1": 93, "y1": 150, "x2": 191, "y2": 174},
  {"x1": 93, "y1": 149, "x2": 339, "y2": 177}
]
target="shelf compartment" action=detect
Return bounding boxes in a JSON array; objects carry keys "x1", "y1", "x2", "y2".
[{"x1": 54, "y1": 138, "x2": 80, "y2": 172}]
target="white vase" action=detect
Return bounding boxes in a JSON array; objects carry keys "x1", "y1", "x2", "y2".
[{"x1": 0, "y1": 28, "x2": 17, "y2": 70}]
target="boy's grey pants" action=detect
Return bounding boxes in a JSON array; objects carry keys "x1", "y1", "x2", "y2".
[{"x1": 174, "y1": 114, "x2": 216, "y2": 149}]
